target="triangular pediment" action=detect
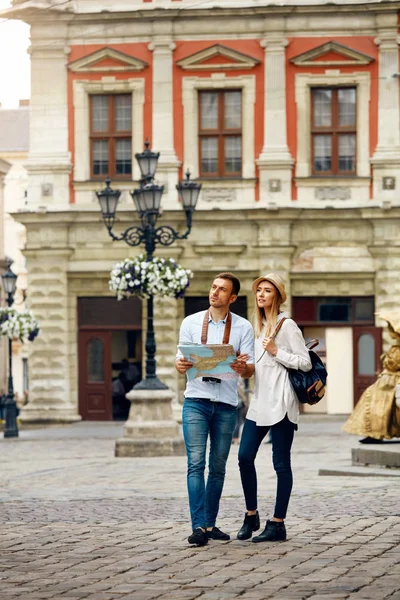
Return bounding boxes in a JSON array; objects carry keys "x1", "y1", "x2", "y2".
[
  {"x1": 68, "y1": 47, "x2": 148, "y2": 73},
  {"x1": 290, "y1": 42, "x2": 374, "y2": 67},
  {"x1": 177, "y1": 44, "x2": 260, "y2": 71}
]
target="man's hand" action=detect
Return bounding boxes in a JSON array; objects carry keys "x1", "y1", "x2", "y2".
[
  {"x1": 230, "y1": 353, "x2": 250, "y2": 375},
  {"x1": 175, "y1": 357, "x2": 193, "y2": 374}
]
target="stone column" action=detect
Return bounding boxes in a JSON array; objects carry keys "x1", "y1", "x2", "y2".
[
  {"x1": 257, "y1": 35, "x2": 293, "y2": 207},
  {"x1": 149, "y1": 38, "x2": 180, "y2": 209},
  {"x1": 371, "y1": 15, "x2": 400, "y2": 202},
  {"x1": 19, "y1": 248, "x2": 80, "y2": 423},
  {"x1": 114, "y1": 295, "x2": 185, "y2": 457},
  {"x1": 26, "y1": 32, "x2": 71, "y2": 208}
]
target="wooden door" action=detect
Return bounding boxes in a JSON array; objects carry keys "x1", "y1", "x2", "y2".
[
  {"x1": 353, "y1": 326, "x2": 382, "y2": 406},
  {"x1": 78, "y1": 330, "x2": 112, "y2": 420}
]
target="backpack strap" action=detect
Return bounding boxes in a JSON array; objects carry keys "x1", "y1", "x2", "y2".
[
  {"x1": 270, "y1": 317, "x2": 287, "y2": 340},
  {"x1": 306, "y1": 339, "x2": 319, "y2": 351},
  {"x1": 256, "y1": 317, "x2": 287, "y2": 363}
]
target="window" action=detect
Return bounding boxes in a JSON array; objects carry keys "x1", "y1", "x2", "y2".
[
  {"x1": 311, "y1": 87, "x2": 356, "y2": 176},
  {"x1": 198, "y1": 90, "x2": 242, "y2": 177},
  {"x1": 90, "y1": 94, "x2": 132, "y2": 178},
  {"x1": 293, "y1": 297, "x2": 374, "y2": 325}
]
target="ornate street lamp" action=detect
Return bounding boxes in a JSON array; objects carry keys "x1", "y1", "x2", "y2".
[
  {"x1": 96, "y1": 142, "x2": 201, "y2": 391},
  {"x1": 1, "y1": 259, "x2": 19, "y2": 438}
]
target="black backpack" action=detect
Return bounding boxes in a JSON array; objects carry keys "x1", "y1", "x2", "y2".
[{"x1": 288, "y1": 339, "x2": 327, "y2": 405}]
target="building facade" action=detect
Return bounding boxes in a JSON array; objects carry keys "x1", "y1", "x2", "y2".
[
  {"x1": 0, "y1": 103, "x2": 30, "y2": 405},
  {"x1": 3, "y1": 0, "x2": 400, "y2": 422}
]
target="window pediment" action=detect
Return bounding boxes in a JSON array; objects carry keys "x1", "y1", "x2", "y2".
[
  {"x1": 68, "y1": 47, "x2": 148, "y2": 73},
  {"x1": 290, "y1": 41, "x2": 374, "y2": 67},
  {"x1": 177, "y1": 44, "x2": 260, "y2": 71}
]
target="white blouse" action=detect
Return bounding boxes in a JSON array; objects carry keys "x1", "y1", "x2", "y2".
[{"x1": 246, "y1": 312, "x2": 312, "y2": 427}]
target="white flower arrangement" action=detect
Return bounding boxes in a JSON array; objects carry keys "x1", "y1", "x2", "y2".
[
  {"x1": 0, "y1": 308, "x2": 40, "y2": 342},
  {"x1": 109, "y1": 254, "x2": 193, "y2": 301}
]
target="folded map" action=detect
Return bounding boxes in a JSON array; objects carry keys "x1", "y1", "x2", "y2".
[{"x1": 178, "y1": 343, "x2": 238, "y2": 381}]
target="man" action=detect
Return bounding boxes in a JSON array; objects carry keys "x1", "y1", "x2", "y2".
[{"x1": 176, "y1": 272, "x2": 255, "y2": 546}]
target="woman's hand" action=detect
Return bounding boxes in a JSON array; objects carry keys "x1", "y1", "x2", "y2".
[
  {"x1": 175, "y1": 357, "x2": 193, "y2": 374},
  {"x1": 230, "y1": 353, "x2": 249, "y2": 375},
  {"x1": 262, "y1": 337, "x2": 278, "y2": 356}
]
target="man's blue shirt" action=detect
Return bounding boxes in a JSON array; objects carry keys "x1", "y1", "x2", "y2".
[{"x1": 178, "y1": 310, "x2": 255, "y2": 406}]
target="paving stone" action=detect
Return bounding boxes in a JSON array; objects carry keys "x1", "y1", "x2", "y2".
[{"x1": 0, "y1": 419, "x2": 399, "y2": 599}]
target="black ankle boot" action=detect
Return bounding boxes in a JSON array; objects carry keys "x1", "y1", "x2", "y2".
[
  {"x1": 252, "y1": 520, "x2": 286, "y2": 543},
  {"x1": 237, "y1": 511, "x2": 260, "y2": 540}
]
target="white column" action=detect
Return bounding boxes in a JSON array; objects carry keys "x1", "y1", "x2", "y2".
[
  {"x1": 257, "y1": 36, "x2": 293, "y2": 207},
  {"x1": 326, "y1": 328, "x2": 354, "y2": 414},
  {"x1": 26, "y1": 36, "x2": 71, "y2": 208},
  {"x1": 371, "y1": 15, "x2": 400, "y2": 202},
  {"x1": 149, "y1": 39, "x2": 180, "y2": 209}
]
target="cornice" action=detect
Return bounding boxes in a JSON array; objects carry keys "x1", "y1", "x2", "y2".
[
  {"x1": 4, "y1": 2, "x2": 400, "y2": 26},
  {"x1": 10, "y1": 205, "x2": 400, "y2": 227}
]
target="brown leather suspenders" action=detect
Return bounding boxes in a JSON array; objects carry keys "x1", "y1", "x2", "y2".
[{"x1": 201, "y1": 309, "x2": 232, "y2": 345}]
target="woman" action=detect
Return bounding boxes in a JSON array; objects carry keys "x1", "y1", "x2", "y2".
[
  {"x1": 237, "y1": 273, "x2": 312, "y2": 542},
  {"x1": 343, "y1": 311, "x2": 400, "y2": 443}
]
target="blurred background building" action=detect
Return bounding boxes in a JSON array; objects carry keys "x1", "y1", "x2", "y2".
[
  {"x1": 1, "y1": 0, "x2": 399, "y2": 422},
  {"x1": 0, "y1": 101, "x2": 29, "y2": 405}
]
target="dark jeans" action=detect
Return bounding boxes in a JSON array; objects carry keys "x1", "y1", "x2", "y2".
[
  {"x1": 182, "y1": 398, "x2": 237, "y2": 530},
  {"x1": 238, "y1": 415, "x2": 296, "y2": 519}
]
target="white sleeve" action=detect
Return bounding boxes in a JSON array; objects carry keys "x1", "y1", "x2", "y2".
[
  {"x1": 240, "y1": 322, "x2": 255, "y2": 365},
  {"x1": 274, "y1": 320, "x2": 312, "y2": 372},
  {"x1": 176, "y1": 317, "x2": 193, "y2": 359}
]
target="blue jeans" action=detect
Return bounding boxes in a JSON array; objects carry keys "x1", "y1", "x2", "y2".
[
  {"x1": 182, "y1": 398, "x2": 237, "y2": 530},
  {"x1": 238, "y1": 415, "x2": 296, "y2": 519}
]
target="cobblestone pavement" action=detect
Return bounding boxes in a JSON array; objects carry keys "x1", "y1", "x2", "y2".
[{"x1": 1, "y1": 417, "x2": 399, "y2": 600}]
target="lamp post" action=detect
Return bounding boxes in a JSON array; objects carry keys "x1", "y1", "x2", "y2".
[
  {"x1": 1, "y1": 260, "x2": 18, "y2": 438},
  {"x1": 96, "y1": 141, "x2": 201, "y2": 391}
]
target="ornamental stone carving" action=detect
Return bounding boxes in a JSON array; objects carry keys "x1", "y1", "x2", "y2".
[
  {"x1": 201, "y1": 189, "x2": 236, "y2": 203},
  {"x1": 314, "y1": 187, "x2": 351, "y2": 200}
]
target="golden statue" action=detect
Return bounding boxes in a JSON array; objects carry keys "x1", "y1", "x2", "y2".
[{"x1": 343, "y1": 310, "x2": 400, "y2": 443}]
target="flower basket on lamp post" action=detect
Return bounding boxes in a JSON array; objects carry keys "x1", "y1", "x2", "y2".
[{"x1": 97, "y1": 142, "x2": 201, "y2": 456}]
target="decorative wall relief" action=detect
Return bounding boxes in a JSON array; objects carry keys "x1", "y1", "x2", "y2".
[
  {"x1": 201, "y1": 189, "x2": 236, "y2": 203},
  {"x1": 314, "y1": 187, "x2": 351, "y2": 201}
]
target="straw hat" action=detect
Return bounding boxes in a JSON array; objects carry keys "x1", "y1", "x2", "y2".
[{"x1": 252, "y1": 273, "x2": 287, "y2": 304}]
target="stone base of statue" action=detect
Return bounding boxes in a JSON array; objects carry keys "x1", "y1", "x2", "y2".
[
  {"x1": 115, "y1": 388, "x2": 185, "y2": 457},
  {"x1": 18, "y1": 404, "x2": 82, "y2": 424}
]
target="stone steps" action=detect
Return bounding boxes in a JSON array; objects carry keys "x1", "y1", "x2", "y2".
[{"x1": 352, "y1": 445, "x2": 400, "y2": 469}]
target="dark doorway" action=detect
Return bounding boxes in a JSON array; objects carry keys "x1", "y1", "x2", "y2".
[{"x1": 78, "y1": 297, "x2": 142, "y2": 421}]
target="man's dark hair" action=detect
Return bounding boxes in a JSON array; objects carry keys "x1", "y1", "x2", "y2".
[{"x1": 214, "y1": 272, "x2": 240, "y2": 296}]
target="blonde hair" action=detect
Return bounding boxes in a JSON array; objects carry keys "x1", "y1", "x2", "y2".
[{"x1": 253, "y1": 282, "x2": 283, "y2": 338}]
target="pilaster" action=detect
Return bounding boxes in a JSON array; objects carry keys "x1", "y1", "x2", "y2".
[
  {"x1": 257, "y1": 36, "x2": 294, "y2": 207},
  {"x1": 371, "y1": 15, "x2": 400, "y2": 203},
  {"x1": 19, "y1": 248, "x2": 80, "y2": 423},
  {"x1": 0, "y1": 160, "x2": 11, "y2": 395},
  {"x1": 26, "y1": 38, "x2": 72, "y2": 207},
  {"x1": 149, "y1": 38, "x2": 180, "y2": 209},
  {"x1": 370, "y1": 215, "x2": 400, "y2": 347}
]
